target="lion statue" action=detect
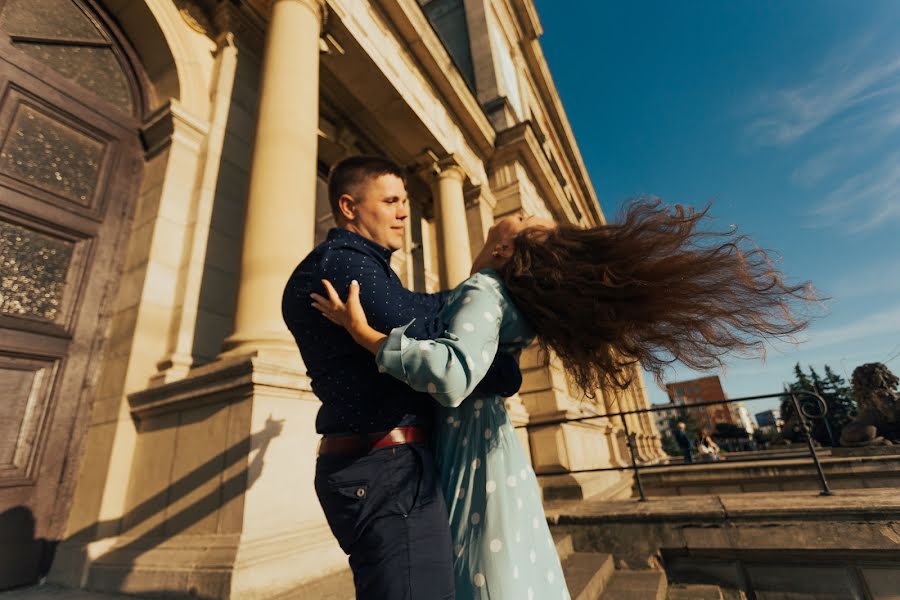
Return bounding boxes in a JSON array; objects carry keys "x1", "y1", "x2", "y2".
[{"x1": 839, "y1": 362, "x2": 900, "y2": 447}]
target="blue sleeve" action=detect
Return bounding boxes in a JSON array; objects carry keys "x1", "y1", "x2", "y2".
[
  {"x1": 375, "y1": 273, "x2": 504, "y2": 407},
  {"x1": 317, "y1": 246, "x2": 445, "y2": 339}
]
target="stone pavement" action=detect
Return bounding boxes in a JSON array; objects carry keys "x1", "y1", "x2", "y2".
[{"x1": 0, "y1": 586, "x2": 147, "y2": 599}]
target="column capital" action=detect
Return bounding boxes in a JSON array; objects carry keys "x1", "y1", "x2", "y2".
[
  {"x1": 414, "y1": 151, "x2": 468, "y2": 183},
  {"x1": 268, "y1": 0, "x2": 328, "y2": 24},
  {"x1": 140, "y1": 99, "x2": 209, "y2": 160}
]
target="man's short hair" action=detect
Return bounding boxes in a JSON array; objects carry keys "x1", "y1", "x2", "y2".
[{"x1": 328, "y1": 155, "x2": 406, "y2": 221}]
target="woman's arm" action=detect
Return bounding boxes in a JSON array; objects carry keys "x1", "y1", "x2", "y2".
[
  {"x1": 313, "y1": 274, "x2": 506, "y2": 407},
  {"x1": 377, "y1": 274, "x2": 504, "y2": 407}
]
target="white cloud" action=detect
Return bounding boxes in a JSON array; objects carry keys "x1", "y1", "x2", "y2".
[
  {"x1": 809, "y1": 151, "x2": 900, "y2": 231},
  {"x1": 746, "y1": 34, "x2": 900, "y2": 147},
  {"x1": 744, "y1": 29, "x2": 900, "y2": 232},
  {"x1": 645, "y1": 303, "x2": 900, "y2": 394},
  {"x1": 799, "y1": 302, "x2": 900, "y2": 351}
]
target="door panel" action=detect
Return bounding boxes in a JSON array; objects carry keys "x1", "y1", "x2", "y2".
[{"x1": 0, "y1": 1, "x2": 144, "y2": 587}]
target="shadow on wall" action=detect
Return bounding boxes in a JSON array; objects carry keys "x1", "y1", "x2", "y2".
[
  {"x1": 0, "y1": 506, "x2": 56, "y2": 589},
  {"x1": 14, "y1": 416, "x2": 284, "y2": 596}
]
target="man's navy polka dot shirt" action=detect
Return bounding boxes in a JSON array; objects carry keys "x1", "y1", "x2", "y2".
[{"x1": 282, "y1": 228, "x2": 454, "y2": 434}]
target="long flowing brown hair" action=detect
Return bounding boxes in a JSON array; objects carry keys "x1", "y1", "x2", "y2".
[{"x1": 501, "y1": 198, "x2": 816, "y2": 395}]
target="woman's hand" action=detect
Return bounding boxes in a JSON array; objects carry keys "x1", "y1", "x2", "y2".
[
  {"x1": 311, "y1": 279, "x2": 368, "y2": 333},
  {"x1": 311, "y1": 279, "x2": 387, "y2": 355}
]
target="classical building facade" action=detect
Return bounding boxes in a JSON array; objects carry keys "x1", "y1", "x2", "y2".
[{"x1": 0, "y1": 0, "x2": 663, "y2": 596}]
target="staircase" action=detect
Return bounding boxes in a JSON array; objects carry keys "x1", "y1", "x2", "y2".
[
  {"x1": 554, "y1": 531, "x2": 668, "y2": 600},
  {"x1": 554, "y1": 532, "x2": 740, "y2": 600},
  {"x1": 293, "y1": 531, "x2": 731, "y2": 599}
]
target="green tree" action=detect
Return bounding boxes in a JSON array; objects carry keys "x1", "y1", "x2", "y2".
[
  {"x1": 820, "y1": 365, "x2": 856, "y2": 442},
  {"x1": 781, "y1": 363, "x2": 856, "y2": 446},
  {"x1": 714, "y1": 422, "x2": 749, "y2": 439}
]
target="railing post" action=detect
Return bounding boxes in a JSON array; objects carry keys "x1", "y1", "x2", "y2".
[
  {"x1": 791, "y1": 392, "x2": 833, "y2": 496},
  {"x1": 622, "y1": 417, "x2": 647, "y2": 501}
]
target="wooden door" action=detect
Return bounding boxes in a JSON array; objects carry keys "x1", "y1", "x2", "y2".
[{"x1": 0, "y1": 0, "x2": 144, "y2": 588}]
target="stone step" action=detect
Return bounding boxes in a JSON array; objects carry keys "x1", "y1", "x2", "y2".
[
  {"x1": 667, "y1": 583, "x2": 725, "y2": 599},
  {"x1": 601, "y1": 570, "x2": 667, "y2": 600},
  {"x1": 275, "y1": 568, "x2": 355, "y2": 600},
  {"x1": 553, "y1": 531, "x2": 575, "y2": 561},
  {"x1": 0, "y1": 585, "x2": 149, "y2": 599},
  {"x1": 561, "y1": 552, "x2": 615, "y2": 600}
]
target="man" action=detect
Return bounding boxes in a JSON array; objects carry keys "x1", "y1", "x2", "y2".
[
  {"x1": 674, "y1": 421, "x2": 693, "y2": 464},
  {"x1": 282, "y1": 155, "x2": 520, "y2": 599}
]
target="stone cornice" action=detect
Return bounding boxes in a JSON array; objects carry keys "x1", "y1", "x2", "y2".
[
  {"x1": 491, "y1": 121, "x2": 577, "y2": 224},
  {"x1": 372, "y1": 0, "x2": 497, "y2": 159},
  {"x1": 508, "y1": 0, "x2": 543, "y2": 41},
  {"x1": 515, "y1": 20, "x2": 605, "y2": 225},
  {"x1": 214, "y1": 1, "x2": 268, "y2": 57},
  {"x1": 128, "y1": 354, "x2": 312, "y2": 420}
]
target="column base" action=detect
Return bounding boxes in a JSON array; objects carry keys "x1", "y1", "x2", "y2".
[
  {"x1": 219, "y1": 333, "x2": 301, "y2": 366},
  {"x1": 528, "y1": 418, "x2": 634, "y2": 500},
  {"x1": 49, "y1": 352, "x2": 346, "y2": 599},
  {"x1": 539, "y1": 471, "x2": 634, "y2": 502},
  {"x1": 51, "y1": 524, "x2": 348, "y2": 599}
]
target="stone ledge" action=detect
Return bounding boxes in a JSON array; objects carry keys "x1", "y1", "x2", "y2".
[
  {"x1": 635, "y1": 454, "x2": 900, "y2": 497},
  {"x1": 548, "y1": 488, "x2": 900, "y2": 570},
  {"x1": 128, "y1": 353, "x2": 312, "y2": 419},
  {"x1": 547, "y1": 488, "x2": 900, "y2": 524}
]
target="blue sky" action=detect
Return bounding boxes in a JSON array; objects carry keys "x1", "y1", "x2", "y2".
[{"x1": 534, "y1": 1, "x2": 900, "y2": 412}]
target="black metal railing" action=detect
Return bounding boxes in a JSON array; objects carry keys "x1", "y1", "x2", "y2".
[{"x1": 530, "y1": 390, "x2": 833, "y2": 501}]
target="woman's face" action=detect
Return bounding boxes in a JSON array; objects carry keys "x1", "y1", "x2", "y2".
[
  {"x1": 471, "y1": 213, "x2": 556, "y2": 273},
  {"x1": 487, "y1": 214, "x2": 556, "y2": 248}
]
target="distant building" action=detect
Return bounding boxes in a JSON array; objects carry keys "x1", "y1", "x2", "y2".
[
  {"x1": 736, "y1": 404, "x2": 757, "y2": 434},
  {"x1": 755, "y1": 409, "x2": 783, "y2": 429},
  {"x1": 652, "y1": 402, "x2": 684, "y2": 434},
  {"x1": 665, "y1": 375, "x2": 737, "y2": 432}
]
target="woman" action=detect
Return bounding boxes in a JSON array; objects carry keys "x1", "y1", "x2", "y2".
[
  {"x1": 312, "y1": 199, "x2": 813, "y2": 598},
  {"x1": 697, "y1": 429, "x2": 722, "y2": 462}
]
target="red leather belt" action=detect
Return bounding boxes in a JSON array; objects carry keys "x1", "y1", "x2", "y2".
[{"x1": 318, "y1": 426, "x2": 428, "y2": 456}]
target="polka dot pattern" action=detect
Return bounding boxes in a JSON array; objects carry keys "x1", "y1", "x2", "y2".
[
  {"x1": 283, "y1": 227, "x2": 457, "y2": 434},
  {"x1": 360, "y1": 269, "x2": 563, "y2": 597}
]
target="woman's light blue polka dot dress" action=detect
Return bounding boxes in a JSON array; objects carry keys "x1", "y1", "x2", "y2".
[{"x1": 377, "y1": 270, "x2": 569, "y2": 600}]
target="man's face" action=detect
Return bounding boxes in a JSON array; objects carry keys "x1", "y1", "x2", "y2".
[
  {"x1": 343, "y1": 174, "x2": 409, "y2": 251},
  {"x1": 678, "y1": 423, "x2": 686, "y2": 431}
]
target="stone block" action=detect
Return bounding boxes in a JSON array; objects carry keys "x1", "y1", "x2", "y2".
[
  {"x1": 861, "y1": 567, "x2": 900, "y2": 600},
  {"x1": 832, "y1": 446, "x2": 900, "y2": 458},
  {"x1": 681, "y1": 526, "x2": 730, "y2": 549},
  {"x1": 745, "y1": 564, "x2": 863, "y2": 599},
  {"x1": 664, "y1": 557, "x2": 744, "y2": 591}
]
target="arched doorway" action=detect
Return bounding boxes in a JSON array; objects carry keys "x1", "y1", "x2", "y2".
[{"x1": 0, "y1": 0, "x2": 146, "y2": 588}]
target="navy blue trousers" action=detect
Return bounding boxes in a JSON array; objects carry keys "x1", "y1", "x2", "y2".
[{"x1": 315, "y1": 443, "x2": 455, "y2": 599}]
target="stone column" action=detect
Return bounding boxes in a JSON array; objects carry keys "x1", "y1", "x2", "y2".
[
  {"x1": 224, "y1": 0, "x2": 325, "y2": 358},
  {"x1": 427, "y1": 155, "x2": 474, "y2": 287}
]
